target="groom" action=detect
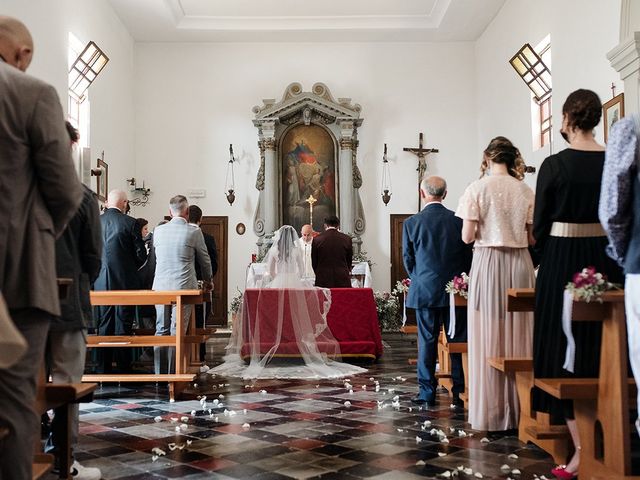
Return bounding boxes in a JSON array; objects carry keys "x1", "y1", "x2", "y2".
[
  {"x1": 403, "y1": 176, "x2": 472, "y2": 407},
  {"x1": 311, "y1": 215, "x2": 352, "y2": 288}
]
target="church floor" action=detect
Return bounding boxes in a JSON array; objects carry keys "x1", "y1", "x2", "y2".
[{"x1": 55, "y1": 335, "x2": 562, "y2": 479}]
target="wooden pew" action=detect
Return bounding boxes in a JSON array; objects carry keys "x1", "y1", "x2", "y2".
[
  {"x1": 490, "y1": 288, "x2": 570, "y2": 464},
  {"x1": 535, "y1": 291, "x2": 635, "y2": 479},
  {"x1": 86, "y1": 290, "x2": 211, "y2": 401}
]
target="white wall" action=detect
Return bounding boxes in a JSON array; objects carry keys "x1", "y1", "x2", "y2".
[
  {"x1": 0, "y1": 0, "x2": 135, "y2": 195},
  {"x1": 133, "y1": 42, "x2": 478, "y2": 297},
  {"x1": 475, "y1": 0, "x2": 622, "y2": 189}
]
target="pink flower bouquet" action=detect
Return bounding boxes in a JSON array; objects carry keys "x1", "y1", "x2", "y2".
[
  {"x1": 565, "y1": 266, "x2": 618, "y2": 303},
  {"x1": 445, "y1": 273, "x2": 469, "y2": 299}
]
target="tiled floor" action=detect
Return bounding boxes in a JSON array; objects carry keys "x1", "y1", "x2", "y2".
[{"x1": 49, "y1": 335, "x2": 563, "y2": 479}]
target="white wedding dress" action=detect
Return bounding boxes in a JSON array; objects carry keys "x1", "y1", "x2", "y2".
[{"x1": 209, "y1": 225, "x2": 366, "y2": 380}]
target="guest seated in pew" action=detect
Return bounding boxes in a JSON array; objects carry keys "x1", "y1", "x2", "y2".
[
  {"x1": 456, "y1": 137, "x2": 536, "y2": 432},
  {"x1": 600, "y1": 114, "x2": 640, "y2": 438},
  {"x1": 532, "y1": 89, "x2": 623, "y2": 478},
  {"x1": 209, "y1": 225, "x2": 366, "y2": 379},
  {"x1": 0, "y1": 15, "x2": 83, "y2": 479},
  {"x1": 403, "y1": 176, "x2": 472, "y2": 407},
  {"x1": 153, "y1": 195, "x2": 212, "y2": 374},
  {"x1": 46, "y1": 172, "x2": 102, "y2": 479}
]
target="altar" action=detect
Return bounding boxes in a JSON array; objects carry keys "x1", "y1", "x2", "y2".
[
  {"x1": 240, "y1": 288, "x2": 383, "y2": 361},
  {"x1": 246, "y1": 261, "x2": 372, "y2": 288}
]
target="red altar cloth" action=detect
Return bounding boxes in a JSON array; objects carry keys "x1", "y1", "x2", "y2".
[{"x1": 240, "y1": 288, "x2": 383, "y2": 361}]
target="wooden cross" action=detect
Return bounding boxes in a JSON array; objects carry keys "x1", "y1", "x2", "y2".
[
  {"x1": 403, "y1": 132, "x2": 439, "y2": 211},
  {"x1": 611, "y1": 82, "x2": 616, "y2": 98},
  {"x1": 305, "y1": 194, "x2": 317, "y2": 226}
]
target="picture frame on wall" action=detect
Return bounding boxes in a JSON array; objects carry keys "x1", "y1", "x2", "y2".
[
  {"x1": 95, "y1": 155, "x2": 109, "y2": 203},
  {"x1": 603, "y1": 93, "x2": 624, "y2": 143}
]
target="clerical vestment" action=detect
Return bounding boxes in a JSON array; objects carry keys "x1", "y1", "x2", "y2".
[{"x1": 301, "y1": 241, "x2": 314, "y2": 278}]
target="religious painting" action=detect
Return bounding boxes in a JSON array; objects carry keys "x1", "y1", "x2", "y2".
[
  {"x1": 95, "y1": 156, "x2": 108, "y2": 203},
  {"x1": 280, "y1": 124, "x2": 337, "y2": 233},
  {"x1": 603, "y1": 93, "x2": 624, "y2": 143}
]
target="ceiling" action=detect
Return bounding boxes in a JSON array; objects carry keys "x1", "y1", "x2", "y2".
[{"x1": 108, "y1": 0, "x2": 506, "y2": 42}]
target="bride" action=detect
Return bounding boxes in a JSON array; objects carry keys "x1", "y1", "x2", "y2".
[{"x1": 209, "y1": 225, "x2": 366, "y2": 379}]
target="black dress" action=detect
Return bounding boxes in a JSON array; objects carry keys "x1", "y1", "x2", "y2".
[{"x1": 532, "y1": 148, "x2": 623, "y2": 421}]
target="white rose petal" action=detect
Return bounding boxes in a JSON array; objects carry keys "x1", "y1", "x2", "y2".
[
  {"x1": 438, "y1": 452, "x2": 447, "y2": 457},
  {"x1": 440, "y1": 471, "x2": 451, "y2": 478},
  {"x1": 397, "y1": 428, "x2": 404, "y2": 432},
  {"x1": 180, "y1": 424, "x2": 188, "y2": 430},
  {"x1": 392, "y1": 395, "x2": 400, "y2": 402},
  {"x1": 181, "y1": 416, "x2": 189, "y2": 423},
  {"x1": 200, "y1": 365, "x2": 209, "y2": 372},
  {"x1": 170, "y1": 417, "x2": 178, "y2": 423},
  {"x1": 475, "y1": 473, "x2": 483, "y2": 478},
  {"x1": 348, "y1": 390, "x2": 354, "y2": 395},
  {"x1": 362, "y1": 385, "x2": 367, "y2": 390},
  {"x1": 193, "y1": 383, "x2": 198, "y2": 388},
  {"x1": 416, "y1": 460, "x2": 426, "y2": 466},
  {"x1": 415, "y1": 436, "x2": 423, "y2": 443},
  {"x1": 168, "y1": 443, "x2": 177, "y2": 451},
  {"x1": 480, "y1": 437, "x2": 490, "y2": 443},
  {"x1": 464, "y1": 468, "x2": 473, "y2": 475},
  {"x1": 169, "y1": 398, "x2": 175, "y2": 403},
  {"x1": 259, "y1": 390, "x2": 267, "y2": 395},
  {"x1": 344, "y1": 401, "x2": 351, "y2": 407},
  {"x1": 441, "y1": 437, "x2": 449, "y2": 444},
  {"x1": 242, "y1": 423, "x2": 250, "y2": 429},
  {"x1": 151, "y1": 447, "x2": 166, "y2": 456},
  {"x1": 190, "y1": 410, "x2": 196, "y2": 416},
  {"x1": 151, "y1": 455, "x2": 159, "y2": 462},
  {"x1": 500, "y1": 464, "x2": 511, "y2": 472},
  {"x1": 174, "y1": 426, "x2": 180, "y2": 432},
  {"x1": 369, "y1": 377, "x2": 374, "y2": 381},
  {"x1": 153, "y1": 416, "x2": 162, "y2": 423},
  {"x1": 449, "y1": 427, "x2": 456, "y2": 433},
  {"x1": 423, "y1": 420, "x2": 432, "y2": 427},
  {"x1": 458, "y1": 430, "x2": 467, "y2": 437},
  {"x1": 508, "y1": 454, "x2": 519, "y2": 460},
  {"x1": 511, "y1": 469, "x2": 521, "y2": 475},
  {"x1": 219, "y1": 394, "x2": 225, "y2": 399},
  {"x1": 186, "y1": 440, "x2": 192, "y2": 445}
]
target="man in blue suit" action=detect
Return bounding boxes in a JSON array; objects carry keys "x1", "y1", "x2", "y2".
[{"x1": 403, "y1": 176, "x2": 472, "y2": 407}]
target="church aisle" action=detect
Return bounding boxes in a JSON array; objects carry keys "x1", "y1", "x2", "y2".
[{"x1": 57, "y1": 336, "x2": 557, "y2": 479}]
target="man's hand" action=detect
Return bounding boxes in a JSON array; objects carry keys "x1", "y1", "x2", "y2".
[{"x1": 202, "y1": 280, "x2": 214, "y2": 293}]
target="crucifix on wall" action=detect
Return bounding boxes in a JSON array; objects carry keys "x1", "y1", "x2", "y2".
[{"x1": 403, "y1": 133, "x2": 439, "y2": 212}]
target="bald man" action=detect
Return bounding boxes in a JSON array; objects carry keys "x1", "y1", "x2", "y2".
[
  {"x1": 403, "y1": 176, "x2": 472, "y2": 407},
  {"x1": 0, "y1": 16, "x2": 83, "y2": 479},
  {"x1": 94, "y1": 190, "x2": 147, "y2": 373},
  {"x1": 300, "y1": 224, "x2": 315, "y2": 278}
]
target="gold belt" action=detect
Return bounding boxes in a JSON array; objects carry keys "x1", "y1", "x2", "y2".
[{"x1": 549, "y1": 222, "x2": 606, "y2": 238}]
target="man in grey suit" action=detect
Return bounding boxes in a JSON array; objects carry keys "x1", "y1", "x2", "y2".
[
  {"x1": 0, "y1": 16, "x2": 83, "y2": 479},
  {"x1": 153, "y1": 195, "x2": 212, "y2": 374}
]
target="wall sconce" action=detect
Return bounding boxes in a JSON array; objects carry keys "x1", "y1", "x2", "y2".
[
  {"x1": 381, "y1": 143, "x2": 392, "y2": 206},
  {"x1": 126, "y1": 177, "x2": 152, "y2": 207},
  {"x1": 225, "y1": 144, "x2": 236, "y2": 206}
]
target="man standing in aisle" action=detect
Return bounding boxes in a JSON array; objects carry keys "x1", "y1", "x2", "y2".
[
  {"x1": 0, "y1": 15, "x2": 83, "y2": 479},
  {"x1": 94, "y1": 189, "x2": 147, "y2": 373},
  {"x1": 403, "y1": 176, "x2": 472, "y2": 407},
  {"x1": 154, "y1": 196, "x2": 212, "y2": 374}
]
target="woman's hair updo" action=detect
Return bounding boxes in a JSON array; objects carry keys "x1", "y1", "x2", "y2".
[
  {"x1": 481, "y1": 136, "x2": 525, "y2": 180},
  {"x1": 562, "y1": 89, "x2": 602, "y2": 132}
]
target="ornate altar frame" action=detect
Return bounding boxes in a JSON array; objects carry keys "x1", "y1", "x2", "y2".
[{"x1": 252, "y1": 83, "x2": 366, "y2": 254}]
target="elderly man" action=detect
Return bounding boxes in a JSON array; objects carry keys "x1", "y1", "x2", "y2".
[
  {"x1": 403, "y1": 176, "x2": 472, "y2": 407},
  {"x1": 0, "y1": 16, "x2": 83, "y2": 479},
  {"x1": 94, "y1": 189, "x2": 147, "y2": 373},
  {"x1": 300, "y1": 224, "x2": 315, "y2": 278},
  {"x1": 153, "y1": 195, "x2": 212, "y2": 374}
]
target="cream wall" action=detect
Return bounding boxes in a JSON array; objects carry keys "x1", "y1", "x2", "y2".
[
  {"x1": 133, "y1": 42, "x2": 478, "y2": 297},
  {"x1": 0, "y1": 0, "x2": 135, "y2": 196},
  {"x1": 475, "y1": 0, "x2": 622, "y2": 190}
]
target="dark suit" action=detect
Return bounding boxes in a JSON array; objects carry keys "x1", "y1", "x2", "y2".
[
  {"x1": 195, "y1": 230, "x2": 218, "y2": 360},
  {"x1": 403, "y1": 202, "x2": 472, "y2": 402},
  {"x1": 94, "y1": 207, "x2": 147, "y2": 372},
  {"x1": 311, "y1": 228, "x2": 353, "y2": 288},
  {"x1": 0, "y1": 61, "x2": 83, "y2": 479}
]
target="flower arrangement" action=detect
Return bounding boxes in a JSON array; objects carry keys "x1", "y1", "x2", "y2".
[
  {"x1": 565, "y1": 266, "x2": 618, "y2": 303},
  {"x1": 353, "y1": 250, "x2": 375, "y2": 270},
  {"x1": 374, "y1": 290, "x2": 401, "y2": 332},
  {"x1": 229, "y1": 288, "x2": 244, "y2": 315},
  {"x1": 395, "y1": 278, "x2": 411, "y2": 294},
  {"x1": 445, "y1": 272, "x2": 469, "y2": 299}
]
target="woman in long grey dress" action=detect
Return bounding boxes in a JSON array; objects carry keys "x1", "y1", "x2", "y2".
[{"x1": 456, "y1": 137, "x2": 536, "y2": 431}]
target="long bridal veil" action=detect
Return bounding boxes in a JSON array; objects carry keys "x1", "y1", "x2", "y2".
[{"x1": 208, "y1": 225, "x2": 366, "y2": 379}]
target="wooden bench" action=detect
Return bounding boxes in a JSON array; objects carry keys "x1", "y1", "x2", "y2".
[
  {"x1": 86, "y1": 290, "x2": 210, "y2": 400},
  {"x1": 537, "y1": 291, "x2": 634, "y2": 478},
  {"x1": 32, "y1": 453, "x2": 54, "y2": 480},
  {"x1": 502, "y1": 288, "x2": 570, "y2": 464}
]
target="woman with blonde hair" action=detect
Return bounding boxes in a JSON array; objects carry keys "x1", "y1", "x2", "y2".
[{"x1": 456, "y1": 136, "x2": 536, "y2": 431}]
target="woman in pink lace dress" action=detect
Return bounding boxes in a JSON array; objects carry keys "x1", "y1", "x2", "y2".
[{"x1": 456, "y1": 137, "x2": 536, "y2": 431}]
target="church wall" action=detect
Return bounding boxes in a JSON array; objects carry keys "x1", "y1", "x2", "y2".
[
  {"x1": 0, "y1": 0, "x2": 136, "y2": 201},
  {"x1": 475, "y1": 0, "x2": 621, "y2": 190},
  {"x1": 133, "y1": 42, "x2": 478, "y2": 301}
]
